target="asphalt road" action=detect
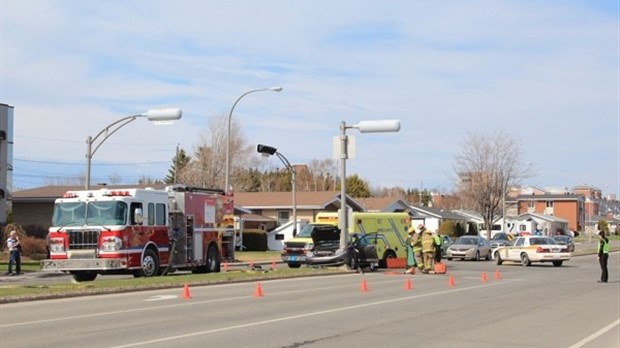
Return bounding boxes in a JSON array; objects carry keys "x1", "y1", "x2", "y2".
[{"x1": 1, "y1": 253, "x2": 618, "y2": 348}]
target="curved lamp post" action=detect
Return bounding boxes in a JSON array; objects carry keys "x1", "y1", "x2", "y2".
[
  {"x1": 338, "y1": 119, "x2": 401, "y2": 250},
  {"x1": 225, "y1": 86, "x2": 283, "y2": 193},
  {"x1": 257, "y1": 144, "x2": 297, "y2": 235},
  {"x1": 85, "y1": 108, "x2": 182, "y2": 189}
]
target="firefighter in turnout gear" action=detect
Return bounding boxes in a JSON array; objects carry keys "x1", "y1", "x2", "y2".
[
  {"x1": 421, "y1": 227, "x2": 435, "y2": 274},
  {"x1": 412, "y1": 224, "x2": 425, "y2": 272}
]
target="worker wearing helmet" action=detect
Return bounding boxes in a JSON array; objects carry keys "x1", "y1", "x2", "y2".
[
  {"x1": 405, "y1": 227, "x2": 417, "y2": 274},
  {"x1": 412, "y1": 224, "x2": 426, "y2": 272},
  {"x1": 421, "y1": 226, "x2": 435, "y2": 274}
]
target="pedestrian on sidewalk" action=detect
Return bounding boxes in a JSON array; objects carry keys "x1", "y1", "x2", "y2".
[{"x1": 6, "y1": 230, "x2": 22, "y2": 276}]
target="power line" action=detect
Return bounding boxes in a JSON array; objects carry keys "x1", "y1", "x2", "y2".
[{"x1": 15, "y1": 158, "x2": 171, "y2": 166}]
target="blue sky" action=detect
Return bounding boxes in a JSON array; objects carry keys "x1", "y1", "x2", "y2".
[{"x1": 1, "y1": 0, "x2": 619, "y2": 197}]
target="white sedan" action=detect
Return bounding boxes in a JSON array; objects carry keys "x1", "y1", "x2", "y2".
[{"x1": 494, "y1": 235, "x2": 571, "y2": 267}]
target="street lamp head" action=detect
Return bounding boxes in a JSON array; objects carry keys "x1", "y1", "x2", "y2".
[
  {"x1": 143, "y1": 108, "x2": 182, "y2": 121},
  {"x1": 257, "y1": 144, "x2": 278, "y2": 156},
  {"x1": 354, "y1": 119, "x2": 401, "y2": 133},
  {"x1": 269, "y1": 86, "x2": 283, "y2": 92}
]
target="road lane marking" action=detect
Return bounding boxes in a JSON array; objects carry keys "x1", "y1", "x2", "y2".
[
  {"x1": 568, "y1": 318, "x2": 620, "y2": 348},
  {"x1": 144, "y1": 295, "x2": 178, "y2": 302},
  {"x1": 110, "y1": 280, "x2": 514, "y2": 348},
  {"x1": 0, "y1": 275, "x2": 514, "y2": 329}
]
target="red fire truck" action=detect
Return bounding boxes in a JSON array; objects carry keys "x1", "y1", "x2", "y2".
[{"x1": 42, "y1": 185, "x2": 235, "y2": 281}]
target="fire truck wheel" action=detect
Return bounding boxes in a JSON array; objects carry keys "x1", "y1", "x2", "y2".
[
  {"x1": 206, "y1": 244, "x2": 220, "y2": 273},
  {"x1": 135, "y1": 249, "x2": 160, "y2": 278},
  {"x1": 71, "y1": 271, "x2": 97, "y2": 282}
]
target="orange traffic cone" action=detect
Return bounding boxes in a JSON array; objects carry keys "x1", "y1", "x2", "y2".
[
  {"x1": 494, "y1": 269, "x2": 501, "y2": 280},
  {"x1": 181, "y1": 283, "x2": 191, "y2": 299},
  {"x1": 253, "y1": 282, "x2": 264, "y2": 297},
  {"x1": 448, "y1": 274, "x2": 455, "y2": 287},
  {"x1": 223, "y1": 261, "x2": 229, "y2": 272},
  {"x1": 360, "y1": 278, "x2": 369, "y2": 292},
  {"x1": 404, "y1": 277, "x2": 413, "y2": 290},
  {"x1": 481, "y1": 271, "x2": 488, "y2": 283},
  {"x1": 271, "y1": 260, "x2": 277, "y2": 271}
]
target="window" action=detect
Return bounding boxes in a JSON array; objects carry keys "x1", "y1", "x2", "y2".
[
  {"x1": 528, "y1": 201, "x2": 535, "y2": 208},
  {"x1": 148, "y1": 203, "x2": 155, "y2": 225},
  {"x1": 275, "y1": 234, "x2": 285, "y2": 240},
  {"x1": 546, "y1": 201, "x2": 554, "y2": 208},
  {"x1": 130, "y1": 202, "x2": 143, "y2": 225},
  {"x1": 515, "y1": 238, "x2": 525, "y2": 247},
  {"x1": 277, "y1": 211, "x2": 290, "y2": 225},
  {"x1": 156, "y1": 204, "x2": 166, "y2": 225}
]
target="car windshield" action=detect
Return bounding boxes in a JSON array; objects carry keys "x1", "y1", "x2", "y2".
[
  {"x1": 456, "y1": 237, "x2": 477, "y2": 245},
  {"x1": 491, "y1": 234, "x2": 508, "y2": 240},
  {"x1": 52, "y1": 201, "x2": 128, "y2": 227},
  {"x1": 297, "y1": 224, "x2": 338, "y2": 238},
  {"x1": 530, "y1": 237, "x2": 556, "y2": 245},
  {"x1": 554, "y1": 236, "x2": 570, "y2": 243}
]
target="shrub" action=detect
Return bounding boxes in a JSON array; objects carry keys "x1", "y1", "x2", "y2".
[{"x1": 240, "y1": 230, "x2": 268, "y2": 251}]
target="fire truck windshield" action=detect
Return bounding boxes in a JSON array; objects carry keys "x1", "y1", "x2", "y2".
[{"x1": 52, "y1": 201, "x2": 128, "y2": 227}]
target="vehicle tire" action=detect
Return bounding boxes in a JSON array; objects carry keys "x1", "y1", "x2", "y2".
[
  {"x1": 520, "y1": 253, "x2": 531, "y2": 267},
  {"x1": 552, "y1": 260, "x2": 563, "y2": 267},
  {"x1": 287, "y1": 262, "x2": 301, "y2": 269},
  {"x1": 71, "y1": 271, "x2": 97, "y2": 282},
  {"x1": 475, "y1": 251, "x2": 480, "y2": 261},
  {"x1": 485, "y1": 252, "x2": 491, "y2": 261},
  {"x1": 136, "y1": 249, "x2": 160, "y2": 277},
  {"x1": 381, "y1": 250, "x2": 397, "y2": 269},
  {"x1": 495, "y1": 252, "x2": 503, "y2": 265},
  {"x1": 205, "y1": 244, "x2": 220, "y2": 273},
  {"x1": 447, "y1": 257, "x2": 452, "y2": 261}
]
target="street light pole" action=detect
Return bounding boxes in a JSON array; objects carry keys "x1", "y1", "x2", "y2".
[
  {"x1": 337, "y1": 119, "x2": 401, "y2": 251},
  {"x1": 257, "y1": 144, "x2": 297, "y2": 235},
  {"x1": 85, "y1": 108, "x2": 182, "y2": 189},
  {"x1": 225, "y1": 86, "x2": 283, "y2": 193}
]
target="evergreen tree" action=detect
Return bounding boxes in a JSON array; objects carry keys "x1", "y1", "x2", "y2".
[{"x1": 164, "y1": 148, "x2": 191, "y2": 184}]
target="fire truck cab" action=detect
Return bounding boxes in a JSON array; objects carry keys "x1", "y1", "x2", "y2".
[{"x1": 42, "y1": 185, "x2": 235, "y2": 282}]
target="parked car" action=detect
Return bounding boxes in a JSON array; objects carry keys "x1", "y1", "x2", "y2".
[
  {"x1": 439, "y1": 235, "x2": 453, "y2": 258},
  {"x1": 489, "y1": 232, "x2": 514, "y2": 249},
  {"x1": 446, "y1": 236, "x2": 492, "y2": 261},
  {"x1": 495, "y1": 235, "x2": 571, "y2": 267},
  {"x1": 552, "y1": 235, "x2": 575, "y2": 252}
]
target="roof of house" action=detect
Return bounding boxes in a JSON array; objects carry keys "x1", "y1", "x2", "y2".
[
  {"x1": 517, "y1": 212, "x2": 569, "y2": 223},
  {"x1": 234, "y1": 191, "x2": 365, "y2": 211},
  {"x1": 355, "y1": 197, "x2": 410, "y2": 212},
  {"x1": 12, "y1": 184, "x2": 167, "y2": 202},
  {"x1": 515, "y1": 193, "x2": 585, "y2": 201}
]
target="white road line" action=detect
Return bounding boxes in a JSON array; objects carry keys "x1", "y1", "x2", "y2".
[
  {"x1": 110, "y1": 281, "x2": 510, "y2": 348},
  {"x1": 568, "y1": 318, "x2": 620, "y2": 348}
]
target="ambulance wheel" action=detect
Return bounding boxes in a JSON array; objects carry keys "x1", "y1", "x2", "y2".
[
  {"x1": 71, "y1": 271, "x2": 97, "y2": 282},
  {"x1": 135, "y1": 249, "x2": 160, "y2": 277},
  {"x1": 205, "y1": 244, "x2": 220, "y2": 273}
]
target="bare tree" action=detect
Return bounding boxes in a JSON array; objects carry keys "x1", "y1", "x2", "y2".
[
  {"x1": 454, "y1": 131, "x2": 528, "y2": 240},
  {"x1": 177, "y1": 114, "x2": 252, "y2": 190}
]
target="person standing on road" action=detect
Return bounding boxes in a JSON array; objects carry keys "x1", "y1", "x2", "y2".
[
  {"x1": 433, "y1": 231, "x2": 443, "y2": 264},
  {"x1": 597, "y1": 228, "x2": 609, "y2": 283},
  {"x1": 412, "y1": 224, "x2": 425, "y2": 273},
  {"x1": 421, "y1": 228, "x2": 435, "y2": 274},
  {"x1": 405, "y1": 227, "x2": 417, "y2": 274},
  {"x1": 6, "y1": 230, "x2": 22, "y2": 276}
]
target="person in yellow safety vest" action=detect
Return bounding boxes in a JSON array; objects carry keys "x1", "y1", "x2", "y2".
[
  {"x1": 421, "y1": 228, "x2": 435, "y2": 274},
  {"x1": 433, "y1": 231, "x2": 443, "y2": 264},
  {"x1": 412, "y1": 224, "x2": 425, "y2": 272},
  {"x1": 597, "y1": 228, "x2": 609, "y2": 283}
]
